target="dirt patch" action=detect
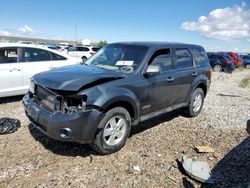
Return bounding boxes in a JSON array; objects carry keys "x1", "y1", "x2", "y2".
[
  {"x1": 239, "y1": 76, "x2": 250, "y2": 88},
  {"x1": 0, "y1": 69, "x2": 250, "y2": 187}
]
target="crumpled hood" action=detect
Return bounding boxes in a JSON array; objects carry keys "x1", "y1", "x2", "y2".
[{"x1": 33, "y1": 65, "x2": 125, "y2": 91}]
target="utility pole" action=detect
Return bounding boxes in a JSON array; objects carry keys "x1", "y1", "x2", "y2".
[{"x1": 75, "y1": 24, "x2": 77, "y2": 46}]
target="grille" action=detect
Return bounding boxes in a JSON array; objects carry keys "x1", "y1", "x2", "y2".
[{"x1": 34, "y1": 85, "x2": 55, "y2": 113}]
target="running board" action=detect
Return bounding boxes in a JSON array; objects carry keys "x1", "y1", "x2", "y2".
[{"x1": 139, "y1": 102, "x2": 188, "y2": 122}]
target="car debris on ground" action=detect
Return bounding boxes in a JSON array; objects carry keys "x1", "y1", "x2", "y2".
[
  {"x1": 0, "y1": 118, "x2": 20, "y2": 134},
  {"x1": 182, "y1": 156, "x2": 214, "y2": 184},
  {"x1": 195, "y1": 146, "x2": 215, "y2": 153}
]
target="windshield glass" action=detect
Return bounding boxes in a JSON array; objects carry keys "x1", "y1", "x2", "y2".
[{"x1": 85, "y1": 44, "x2": 148, "y2": 73}]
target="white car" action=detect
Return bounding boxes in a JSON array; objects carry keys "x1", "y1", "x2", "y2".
[
  {"x1": 0, "y1": 43, "x2": 81, "y2": 97},
  {"x1": 67, "y1": 46, "x2": 101, "y2": 61}
]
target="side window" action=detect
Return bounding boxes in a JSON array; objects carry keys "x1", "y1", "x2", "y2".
[
  {"x1": 191, "y1": 47, "x2": 207, "y2": 66},
  {"x1": 83, "y1": 47, "x2": 90, "y2": 52},
  {"x1": 218, "y1": 55, "x2": 224, "y2": 60},
  {"x1": 51, "y1": 52, "x2": 67, "y2": 61},
  {"x1": 175, "y1": 48, "x2": 193, "y2": 69},
  {"x1": 149, "y1": 49, "x2": 173, "y2": 72},
  {"x1": 210, "y1": 54, "x2": 217, "y2": 59},
  {"x1": 68, "y1": 47, "x2": 76, "y2": 51},
  {"x1": 0, "y1": 48, "x2": 19, "y2": 63},
  {"x1": 77, "y1": 47, "x2": 84, "y2": 51},
  {"x1": 23, "y1": 48, "x2": 52, "y2": 62}
]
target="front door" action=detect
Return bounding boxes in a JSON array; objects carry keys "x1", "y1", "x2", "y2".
[{"x1": 145, "y1": 48, "x2": 177, "y2": 112}]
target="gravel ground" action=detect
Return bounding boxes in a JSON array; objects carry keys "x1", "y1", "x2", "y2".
[{"x1": 0, "y1": 69, "x2": 250, "y2": 188}]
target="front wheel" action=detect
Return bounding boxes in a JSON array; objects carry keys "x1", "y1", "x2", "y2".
[
  {"x1": 91, "y1": 107, "x2": 131, "y2": 155},
  {"x1": 186, "y1": 88, "x2": 204, "y2": 117}
]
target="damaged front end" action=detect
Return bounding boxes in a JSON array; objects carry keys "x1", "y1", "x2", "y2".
[
  {"x1": 23, "y1": 81, "x2": 105, "y2": 144},
  {"x1": 57, "y1": 94, "x2": 87, "y2": 114},
  {"x1": 29, "y1": 81, "x2": 89, "y2": 115}
]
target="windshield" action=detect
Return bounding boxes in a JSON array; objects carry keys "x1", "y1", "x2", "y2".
[{"x1": 85, "y1": 44, "x2": 148, "y2": 73}]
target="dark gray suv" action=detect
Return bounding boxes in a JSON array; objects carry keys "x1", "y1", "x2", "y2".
[{"x1": 23, "y1": 42, "x2": 212, "y2": 154}]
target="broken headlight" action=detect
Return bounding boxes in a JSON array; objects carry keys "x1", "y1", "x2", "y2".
[
  {"x1": 29, "y1": 80, "x2": 35, "y2": 94},
  {"x1": 63, "y1": 95, "x2": 87, "y2": 114}
]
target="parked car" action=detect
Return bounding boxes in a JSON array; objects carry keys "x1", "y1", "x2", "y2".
[
  {"x1": 44, "y1": 44, "x2": 61, "y2": 51},
  {"x1": 239, "y1": 54, "x2": 250, "y2": 68},
  {"x1": 67, "y1": 46, "x2": 101, "y2": 61},
  {"x1": 0, "y1": 43, "x2": 81, "y2": 97},
  {"x1": 23, "y1": 42, "x2": 211, "y2": 154},
  {"x1": 207, "y1": 52, "x2": 235, "y2": 72},
  {"x1": 227, "y1": 52, "x2": 243, "y2": 67}
]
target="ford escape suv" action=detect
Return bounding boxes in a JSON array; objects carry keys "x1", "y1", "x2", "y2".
[{"x1": 23, "y1": 42, "x2": 211, "y2": 154}]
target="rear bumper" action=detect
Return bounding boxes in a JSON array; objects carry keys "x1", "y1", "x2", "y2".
[
  {"x1": 247, "y1": 120, "x2": 250, "y2": 135},
  {"x1": 22, "y1": 93, "x2": 105, "y2": 144}
]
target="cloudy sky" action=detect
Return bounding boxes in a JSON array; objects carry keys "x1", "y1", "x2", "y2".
[{"x1": 0, "y1": 0, "x2": 249, "y2": 52}]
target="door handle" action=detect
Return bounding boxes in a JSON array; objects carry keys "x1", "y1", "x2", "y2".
[
  {"x1": 192, "y1": 72, "x2": 198, "y2": 76},
  {"x1": 9, "y1": 68, "x2": 21, "y2": 72},
  {"x1": 166, "y1": 77, "x2": 174, "y2": 82}
]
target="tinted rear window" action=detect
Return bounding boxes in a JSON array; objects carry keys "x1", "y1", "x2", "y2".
[
  {"x1": 192, "y1": 47, "x2": 208, "y2": 66},
  {"x1": 51, "y1": 52, "x2": 67, "y2": 61},
  {"x1": 175, "y1": 48, "x2": 193, "y2": 69}
]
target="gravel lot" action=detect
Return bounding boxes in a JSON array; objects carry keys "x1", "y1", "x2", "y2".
[{"x1": 0, "y1": 69, "x2": 250, "y2": 188}]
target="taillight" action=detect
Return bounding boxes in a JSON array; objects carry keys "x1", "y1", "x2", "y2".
[
  {"x1": 90, "y1": 52, "x2": 96, "y2": 56},
  {"x1": 209, "y1": 68, "x2": 212, "y2": 80},
  {"x1": 225, "y1": 59, "x2": 232, "y2": 63}
]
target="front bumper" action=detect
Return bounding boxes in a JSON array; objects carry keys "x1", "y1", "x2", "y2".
[
  {"x1": 247, "y1": 120, "x2": 250, "y2": 135},
  {"x1": 22, "y1": 93, "x2": 105, "y2": 144}
]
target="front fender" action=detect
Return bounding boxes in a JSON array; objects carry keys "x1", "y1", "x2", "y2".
[{"x1": 79, "y1": 86, "x2": 140, "y2": 119}]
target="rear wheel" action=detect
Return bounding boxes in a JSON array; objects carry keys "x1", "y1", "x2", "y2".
[
  {"x1": 213, "y1": 64, "x2": 222, "y2": 72},
  {"x1": 186, "y1": 88, "x2": 204, "y2": 117},
  {"x1": 91, "y1": 107, "x2": 131, "y2": 155}
]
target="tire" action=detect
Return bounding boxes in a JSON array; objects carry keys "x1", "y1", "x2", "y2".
[
  {"x1": 91, "y1": 107, "x2": 131, "y2": 155},
  {"x1": 186, "y1": 88, "x2": 204, "y2": 117},
  {"x1": 82, "y1": 56, "x2": 87, "y2": 62},
  {"x1": 213, "y1": 64, "x2": 222, "y2": 72}
]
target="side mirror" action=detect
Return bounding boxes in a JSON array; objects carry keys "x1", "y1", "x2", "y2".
[{"x1": 145, "y1": 65, "x2": 160, "y2": 76}]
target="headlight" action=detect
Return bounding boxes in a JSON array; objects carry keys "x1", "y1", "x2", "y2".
[{"x1": 29, "y1": 80, "x2": 35, "y2": 94}]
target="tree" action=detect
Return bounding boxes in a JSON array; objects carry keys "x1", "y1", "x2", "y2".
[{"x1": 98, "y1": 40, "x2": 108, "y2": 47}]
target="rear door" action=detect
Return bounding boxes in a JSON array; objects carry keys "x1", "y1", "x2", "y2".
[
  {"x1": 172, "y1": 48, "x2": 196, "y2": 104},
  {"x1": 20, "y1": 47, "x2": 53, "y2": 90},
  {"x1": 49, "y1": 51, "x2": 72, "y2": 68},
  {"x1": 0, "y1": 47, "x2": 24, "y2": 97}
]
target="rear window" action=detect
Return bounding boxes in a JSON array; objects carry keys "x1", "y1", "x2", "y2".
[
  {"x1": 175, "y1": 48, "x2": 193, "y2": 69},
  {"x1": 23, "y1": 48, "x2": 52, "y2": 62},
  {"x1": 51, "y1": 52, "x2": 67, "y2": 61},
  {"x1": 191, "y1": 47, "x2": 208, "y2": 66}
]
